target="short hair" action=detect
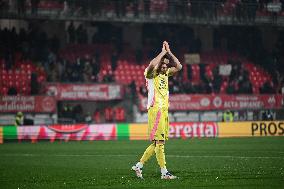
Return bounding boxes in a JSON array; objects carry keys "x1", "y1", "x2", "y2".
[
  {"x1": 160, "y1": 53, "x2": 175, "y2": 68},
  {"x1": 161, "y1": 53, "x2": 171, "y2": 63},
  {"x1": 157, "y1": 56, "x2": 170, "y2": 73}
]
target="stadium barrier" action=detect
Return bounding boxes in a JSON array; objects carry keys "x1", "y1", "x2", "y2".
[
  {"x1": 218, "y1": 121, "x2": 284, "y2": 137},
  {"x1": 0, "y1": 121, "x2": 283, "y2": 143}
]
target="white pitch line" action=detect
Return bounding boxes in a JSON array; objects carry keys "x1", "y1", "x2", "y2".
[
  {"x1": 1, "y1": 153, "x2": 284, "y2": 159},
  {"x1": 172, "y1": 150, "x2": 284, "y2": 154},
  {"x1": 167, "y1": 155, "x2": 284, "y2": 159}
]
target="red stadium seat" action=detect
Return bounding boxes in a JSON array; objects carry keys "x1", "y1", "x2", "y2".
[
  {"x1": 104, "y1": 107, "x2": 113, "y2": 122},
  {"x1": 1, "y1": 87, "x2": 8, "y2": 95},
  {"x1": 114, "y1": 107, "x2": 125, "y2": 122}
]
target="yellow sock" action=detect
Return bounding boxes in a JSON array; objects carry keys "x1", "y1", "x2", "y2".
[
  {"x1": 140, "y1": 143, "x2": 155, "y2": 164},
  {"x1": 155, "y1": 144, "x2": 166, "y2": 168}
]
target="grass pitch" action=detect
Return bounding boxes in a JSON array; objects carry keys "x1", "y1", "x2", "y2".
[{"x1": 0, "y1": 137, "x2": 284, "y2": 189}]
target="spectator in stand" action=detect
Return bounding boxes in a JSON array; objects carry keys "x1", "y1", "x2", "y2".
[
  {"x1": 199, "y1": 80, "x2": 211, "y2": 94},
  {"x1": 7, "y1": 87, "x2": 17, "y2": 95},
  {"x1": 111, "y1": 50, "x2": 118, "y2": 71},
  {"x1": 183, "y1": 82, "x2": 194, "y2": 94},
  {"x1": 133, "y1": 0, "x2": 139, "y2": 17},
  {"x1": 67, "y1": 21, "x2": 76, "y2": 43},
  {"x1": 102, "y1": 73, "x2": 114, "y2": 82},
  {"x1": 61, "y1": 1, "x2": 69, "y2": 16},
  {"x1": 212, "y1": 67, "x2": 222, "y2": 93},
  {"x1": 144, "y1": 0, "x2": 150, "y2": 16},
  {"x1": 70, "y1": 69, "x2": 81, "y2": 82},
  {"x1": 62, "y1": 65, "x2": 72, "y2": 82},
  {"x1": 186, "y1": 64, "x2": 192, "y2": 80},
  {"x1": 262, "y1": 110, "x2": 274, "y2": 121},
  {"x1": 129, "y1": 80, "x2": 137, "y2": 102},
  {"x1": 247, "y1": 0, "x2": 258, "y2": 22},
  {"x1": 139, "y1": 85, "x2": 148, "y2": 97},
  {"x1": 93, "y1": 109, "x2": 101, "y2": 123},
  {"x1": 91, "y1": 53, "x2": 101, "y2": 82},
  {"x1": 238, "y1": 80, "x2": 253, "y2": 94},
  {"x1": 275, "y1": 70, "x2": 284, "y2": 93},
  {"x1": 72, "y1": 58, "x2": 84, "y2": 82},
  {"x1": 202, "y1": 74, "x2": 213, "y2": 94},
  {"x1": 260, "y1": 81, "x2": 275, "y2": 94},
  {"x1": 171, "y1": 75, "x2": 182, "y2": 93},
  {"x1": 114, "y1": 0, "x2": 126, "y2": 18},
  {"x1": 31, "y1": 72, "x2": 39, "y2": 95},
  {"x1": 76, "y1": 24, "x2": 87, "y2": 44},
  {"x1": 43, "y1": 49, "x2": 57, "y2": 73},
  {"x1": 83, "y1": 61, "x2": 93, "y2": 82},
  {"x1": 47, "y1": 62, "x2": 59, "y2": 82},
  {"x1": 31, "y1": 0, "x2": 39, "y2": 15},
  {"x1": 56, "y1": 58, "x2": 65, "y2": 81},
  {"x1": 73, "y1": 104, "x2": 84, "y2": 123},
  {"x1": 270, "y1": 0, "x2": 281, "y2": 23},
  {"x1": 61, "y1": 104, "x2": 74, "y2": 119},
  {"x1": 17, "y1": 0, "x2": 26, "y2": 15},
  {"x1": 85, "y1": 112, "x2": 92, "y2": 124},
  {"x1": 227, "y1": 80, "x2": 238, "y2": 94},
  {"x1": 104, "y1": 107, "x2": 113, "y2": 122},
  {"x1": 114, "y1": 107, "x2": 125, "y2": 122},
  {"x1": 0, "y1": 1, "x2": 7, "y2": 12},
  {"x1": 232, "y1": 65, "x2": 251, "y2": 94}
]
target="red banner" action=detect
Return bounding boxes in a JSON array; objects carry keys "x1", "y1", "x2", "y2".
[
  {"x1": 139, "y1": 94, "x2": 284, "y2": 111},
  {"x1": 17, "y1": 124, "x2": 117, "y2": 141},
  {"x1": 46, "y1": 83, "x2": 123, "y2": 100},
  {"x1": 0, "y1": 96, "x2": 56, "y2": 113},
  {"x1": 169, "y1": 122, "x2": 218, "y2": 138},
  {"x1": 47, "y1": 124, "x2": 89, "y2": 133}
]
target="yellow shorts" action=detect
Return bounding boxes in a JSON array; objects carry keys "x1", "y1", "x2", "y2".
[{"x1": 148, "y1": 107, "x2": 169, "y2": 141}]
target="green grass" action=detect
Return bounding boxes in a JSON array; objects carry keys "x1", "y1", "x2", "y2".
[{"x1": 0, "y1": 137, "x2": 284, "y2": 189}]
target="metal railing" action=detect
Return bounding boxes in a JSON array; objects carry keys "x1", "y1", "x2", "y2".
[{"x1": 0, "y1": 0, "x2": 283, "y2": 26}]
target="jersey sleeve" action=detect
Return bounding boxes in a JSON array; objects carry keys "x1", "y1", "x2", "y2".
[{"x1": 144, "y1": 67, "x2": 157, "y2": 79}]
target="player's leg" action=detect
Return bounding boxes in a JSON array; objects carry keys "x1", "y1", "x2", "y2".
[
  {"x1": 131, "y1": 107, "x2": 156, "y2": 179},
  {"x1": 154, "y1": 140, "x2": 166, "y2": 169},
  {"x1": 155, "y1": 140, "x2": 177, "y2": 179},
  {"x1": 141, "y1": 107, "x2": 157, "y2": 164},
  {"x1": 140, "y1": 142, "x2": 155, "y2": 164},
  {"x1": 155, "y1": 109, "x2": 177, "y2": 179},
  {"x1": 154, "y1": 108, "x2": 167, "y2": 169},
  {"x1": 131, "y1": 141, "x2": 155, "y2": 179}
]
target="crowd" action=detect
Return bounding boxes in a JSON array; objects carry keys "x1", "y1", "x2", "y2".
[
  {"x1": 58, "y1": 103, "x2": 125, "y2": 124},
  {"x1": 1, "y1": 21, "x2": 284, "y2": 96},
  {"x1": 1, "y1": 0, "x2": 284, "y2": 22},
  {"x1": 0, "y1": 2, "x2": 283, "y2": 125}
]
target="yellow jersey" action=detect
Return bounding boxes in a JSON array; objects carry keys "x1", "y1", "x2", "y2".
[{"x1": 144, "y1": 68, "x2": 172, "y2": 109}]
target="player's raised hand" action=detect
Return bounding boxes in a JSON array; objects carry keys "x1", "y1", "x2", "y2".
[
  {"x1": 163, "y1": 41, "x2": 171, "y2": 53},
  {"x1": 162, "y1": 41, "x2": 167, "y2": 53}
]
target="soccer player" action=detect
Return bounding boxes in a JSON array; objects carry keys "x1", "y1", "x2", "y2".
[{"x1": 132, "y1": 41, "x2": 182, "y2": 179}]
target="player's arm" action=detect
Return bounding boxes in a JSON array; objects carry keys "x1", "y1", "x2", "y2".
[
  {"x1": 164, "y1": 42, "x2": 182, "y2": 75},
  {"x1": 145, "y1": 42, "x2": 167, "y2": 78}
]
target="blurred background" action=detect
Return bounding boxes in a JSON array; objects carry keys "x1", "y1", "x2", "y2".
[{"x1": 0, "y1": 0, "x2": 284, "y2": 126}]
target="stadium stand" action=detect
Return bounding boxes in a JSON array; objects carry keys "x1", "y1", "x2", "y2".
[{"x1": 0, "y1": 0, "x2": 283, "y2": 124}]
